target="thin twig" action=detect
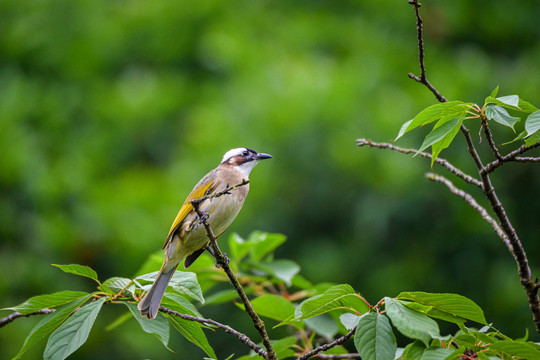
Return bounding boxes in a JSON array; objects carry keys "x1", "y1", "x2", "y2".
[
  {"x1": 296, "y1": 329, "x2": 356, "y2": 360},
  {"x1": 0, "y1": 309, "x2": 55, "y2": 328},
  {"x1": 357, "y1": 139, "x2": 483, "y2": 188},
  {"x1": 480, "y1": 117, "x2": 503, "y2": 161},
  {"x1": 190, "y1": 182, "x2": 277, "y2": 360},
  {"x1": 425, "y1": 173, "x2": 511, "y2": 251},
  {"x1": 159, "y1": 306, "x2": 267, "y2": 358},
  {"x1": 407, "y1": 0, "x2": 448, "y2": 103},
  {"x1": 483, "y1": 141, "x2": 540, "y2": 174}
]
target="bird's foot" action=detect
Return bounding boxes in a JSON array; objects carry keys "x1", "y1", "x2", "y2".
[
  {"x1": 206, "y1": 245, "x2": 229, "y2": 268},
  {"x1": 198, "y1": 211, "x2": 209, "y2": 224}
]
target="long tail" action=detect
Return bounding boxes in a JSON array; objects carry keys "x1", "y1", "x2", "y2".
[{"x1": 138, "y1": 264, "x2": 178, "y2": 319}]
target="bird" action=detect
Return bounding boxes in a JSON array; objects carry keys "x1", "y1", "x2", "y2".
[{"x1": 138, "y1": 147, "x2": 272, "y2": 319}]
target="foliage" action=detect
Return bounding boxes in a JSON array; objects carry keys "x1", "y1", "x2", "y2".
[
  {"x1": 396, "y1": 87, "x2": 540, "y2": 165},
  {"x1": 3, "y1": 232, "x2": 540, "y2": 360}
]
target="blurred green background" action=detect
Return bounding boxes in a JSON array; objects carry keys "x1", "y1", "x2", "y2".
[{"x1": 1, "y1": 0, "x2": 540, "y2": 358}]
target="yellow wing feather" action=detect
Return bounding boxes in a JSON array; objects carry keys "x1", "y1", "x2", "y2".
[{"x1": 165, "y1": 170, "x2": 218, "y2": 243}]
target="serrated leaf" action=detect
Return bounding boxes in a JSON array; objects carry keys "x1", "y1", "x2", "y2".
[
  {"x1": 125, "y1": 302, "x2": 170, "y2": 348},
  {"x1": 228, "y1": 233, "x2": 254, "y2": 262},
  {"x1": 137, "y1": 271, "x2": 204, "y2": 304},
  {"x1": 248, "y1": 231, "x2": 287, "y2": 262},
  {"x1": 3, "y1": 291, "x2": 89, "y2": 315},
  {"x1": 162, "y1": 293, "x2": 203, "y2": 319},
  {"x1": 397, "y1": 292, "x2": 487, "y2": 325},
  {"x1": 289, "y1": 284, "x2": 369, "y2": 322},
  {"x1": 354, "y1": 313, "x2": 396, "y2": 360},
  {"x1": 271, "y1": 336, "x2": 297, "y2": 359},
  {"x1": 518, "y1": 99, "x2": 539, "y2": 114},
  {"x1": 340, "y1": 312, "x2": 360, "y2": 330},
  {"x1": 99, "y1": 277, "x2": 135, "y2": 297},
  {"x1": 404, "y1": 302, "x2": 465, "y2": 325},
  {"x1": 525, "y1": 110, "x2": 540, "y2": 136},
  {"x1": 496, "y1": 95, "x2": 519, "y2": 107},
  {"x1": 251, "y1": 294, "x2": 295, "y2": 322},
  {"x1": 430, "y1": 118, "x2": 464, "y2": 165},
  {"x1": 489, "y1": 340, "x2": 540, "y2": 358},
  {"x1": 385, "y1": 298, "x2": 442, "y2": 346},
  {"x1": 419, "y1": 347, "x2": 455, "y2": 360},
  {"x1": 254, "y1": 259, "x2": 300, "y2": 286},
  {"x1": 402, "y1": 340, "x2": 427, "y2": 360},
  {"x1": 44, "y1": 297, "x2": 106, "y2": 360},
  {"x1": 484, "y1": 104, "x2": 519, "y2": 131},
  {"x1": 305, "y1": 314, "x2": 339, "y2": 339},
  {"x1": 396, "y1": 101, "x2": 467, "y2": 140},
  {"x1": 52, "y1": 264, "x2": 99, "y2": 284},
  {"x1": 417, "y1": 117, "x2": 462, "y2": 154},
  {"x1": 165, "y1": 313, "x2": 216, "y2": 358},
  {"x1": 489, "y1": 86, "x2": 499, "y2": 99},
  {"x1": 11, "y1": 296, "x2": 91, "y2": 360}
]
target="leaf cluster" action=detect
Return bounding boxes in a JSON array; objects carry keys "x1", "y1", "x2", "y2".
[
  {"x1": 3, "y1": 232, "x2": 539, "y2": 360},
  {"x1": 396, "y1": 87, "x2": 540, "y2": 165}
]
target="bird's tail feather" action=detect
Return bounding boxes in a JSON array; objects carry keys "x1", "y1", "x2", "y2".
[{"x1": 138, "y1": 264, "x2": 178, "y2": 319}]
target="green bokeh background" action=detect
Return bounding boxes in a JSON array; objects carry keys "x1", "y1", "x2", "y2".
[{"x1": 1, "y1": 0, "x2": 540, "y2": 358}]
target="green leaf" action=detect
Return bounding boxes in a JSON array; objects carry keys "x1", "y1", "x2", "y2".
[
  {"x1": 484, "y1": 104, "x2": 520, "y2": 130},
  {"x1": 396, "y1": 292, "x2": 487, "y2": 325},
  {"x1": 305, "y1": 314, "x2": 338, "y2": 339},
  {"x1": 99, "y1": 277, "x2": 135, "y2": 297},
  {"x1": 125, "y1": 302, "x2": 170, "y2": 348},
  {"x1": 271, "y1": 336, "x2": 298, "y2": 359},
  {"x1": 496, "y1": 95, "x2": 519, "y2": 108},
  {"x1": 403, "y1": 302, "x2": 465, "y2": 325},
  {"x1": 354, "y1": 313, "x2": 396, "y2": 360},
  {"x1": 489, "y1": 340, "x2": 540, "y2": 358},
  {"x1": 162, "y1": 293, "x2": 203, "y2": 318},
  {"x1": 525, "y1": 110, "x2": 540, "y2": 136},
  {"x1": 254, "y1": 259, "x2": 300, "y2": 286},
  {"x1": 52, "y1": 264, "x2": 100, "y2": 284},
  {"x1": 248, "y1": 231, "x2": 287, "y2": 262},
  {"x1": 396, "y1": 101, "x2": 468, "y2": 140},
  {"x1": 488, "y1": 86, "x2": 499, "y2": 99},
  {"x1": 290, "y1": 284, "x2": 369, "y2": 322},
  {"x1": 518, "y1": 99, "x2": 539, "y2": 114},
  {"x1": 417, "y1": 117, "x2": 462, "y2": 153},
  {"x1": 3, "y1": 291, "x2": 90, "y2": 315},
  {"x1": 524, "y1": 128, "x2": 540, "y2": 147},
  {"x1": 502, "y1": 130, "x2": 526, "y2": 145},
  {"x1": 340, "y1": 312, "x2": 360, "y2": 330},
  {"x1": 429, "y1": 118, "x2": 464, "y2": 165},
  {"x1": 419, "y1": 347, "x2": 455, "y2": 360},
  {"x1": 251, "y1": 294, "x2": 295, "y2": 322},
  {"x1": 43, "y1": 297, "x2": 106, "y2": 360},
  {"x1": 203, "y1": 289, "x2": 238, "y2": 306},
  {"x1": 402, "y1": 340, "x2": 427, "y2": 360},
  {"x1": 137, "y1": 271, "x2": 204, "y2": 304},
  {"x1": 11, "y1": 296, "x2": 91, "y2": 360},
  {"x1": 165, "y1": 313, "x2": 216, "y2": 358},
  {"x1": 384, "y1": 298, "x2": 442, "y2": 346},
  {"x1": 228, "y1": 233, "x2": 254, "y2": 262}
]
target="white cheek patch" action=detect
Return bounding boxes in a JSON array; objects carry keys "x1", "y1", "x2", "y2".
[{"x1": 235, "y1": 160, "x2": 258, "y2": 178}]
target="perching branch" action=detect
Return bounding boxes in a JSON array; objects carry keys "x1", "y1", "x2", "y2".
[
  {"x1": 0, "y1": 309, "x2": 55, "y2": 328},
  {"x1": 483, "y1": 141, "x2": 540, "y2": 174},
  {"x1": 159, "y1": 306, "x2": 267, "y2": 358},
  {"x1": 190, "y1": 181, "x2": 277, "y2": 360},
  {"x1": 313, "y1": 354, "x2": 361, "y2": 360},
  {"x1": 296, "y1": 329, "x2": 356, "y2": 360}
]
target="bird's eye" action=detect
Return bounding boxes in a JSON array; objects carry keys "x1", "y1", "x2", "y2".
[{"x1": 242, "y1": 150, "x2": 249, "y2": 156}]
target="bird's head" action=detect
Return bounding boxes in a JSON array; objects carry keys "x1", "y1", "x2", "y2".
[{"x1": 221, "y1": 147, "x2": 272, "y2": 178}]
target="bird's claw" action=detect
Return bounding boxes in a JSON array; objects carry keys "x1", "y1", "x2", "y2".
[{"x1": 198, "y1": 211, "x2": 209, "y2": 224}]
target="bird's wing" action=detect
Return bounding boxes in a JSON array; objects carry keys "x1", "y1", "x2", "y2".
[{"x1": 163, "y1": 169, "x2": 218, "y2": 249}]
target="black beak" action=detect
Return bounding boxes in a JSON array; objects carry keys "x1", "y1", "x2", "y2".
[{"x1": 256, "y1": 152, "x2": 272, "y2": 160}]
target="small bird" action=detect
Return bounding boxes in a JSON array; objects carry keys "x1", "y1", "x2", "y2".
[{"x1": 138, "y1": 147, "x2": 272, "y2": 319}]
